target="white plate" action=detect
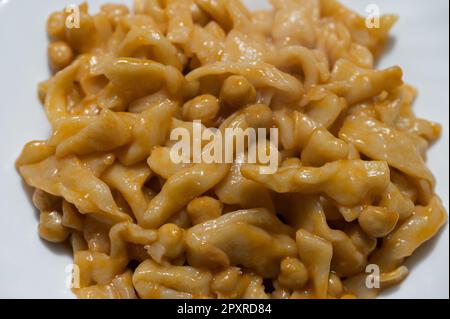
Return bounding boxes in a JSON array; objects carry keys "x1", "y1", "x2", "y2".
[{"x1": 0, "y1": 0, "x2": 448, "y2": 299}]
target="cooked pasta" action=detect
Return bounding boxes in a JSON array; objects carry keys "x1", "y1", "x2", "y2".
[{"x1": 16, "y1": 0, "x2": 447, "y2": 299}]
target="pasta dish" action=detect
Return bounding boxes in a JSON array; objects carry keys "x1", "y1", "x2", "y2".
[{"x1": 16, "y1": 0, "x2": 447, "y2": 299}]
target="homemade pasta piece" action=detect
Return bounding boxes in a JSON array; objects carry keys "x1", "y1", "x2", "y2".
[
  {"x1": 211, "y1": 267, "x2": 251, "y2": 299},
  {"x1": 75, "y1": 222, "x2": 157, "y2": 286},
  {"x1": 101, "y1": 3, "x2": 129, "y2": 26},
  {"x1": 102, "y1": 162, "x2": 152, "y2": 220},
  {"x1": 303, "y1": 92, "x2": 347, "y2": 128},
  {"x1": 222, "y1": 30, "x2": 271, "y2": 63},
  {"x1": 133, "y1": 259, "x2": 213, "y2": 299},
  {"x1": 182, "y1": 94, "x2": 220, "y2": 123},
  {"x1": 16, "y1": 0, "x2": 448, "y2": 300},
  {"x1": 379, "y1": 182, "x2": 415, "y2": 221},
  {"x1": 271, "y1": 1, "x2": 316, "y2": 48},
  {"x1": 186, "y1": 209, "x2": 296, "y2": 277},
  {"x1": 146, "y1": 223, "x2": 186, "y2": 263},
  {"x1": 185, "y1": 24, "x2": 225, "y2": 65},
  {"x1": 147, "y1": 146, "x2": 192, "y2": 179},
  {"x1": 343, "y1": 266, "x2": 409, "y2": 299},
  {"x1": 370, "y1": 197, "x2": 447, "y2": 272},
  {"x1": 48, "y1": 41, "x2": 74, "y2": 72},
  {"x1": 195, "y1": 0, "x2": 233, "y2": 31},
  {"x1": 266, "y1": 46, "x2": 326, "y2": 89},
  {"x1": 50, "y1": 110, "x2": 133, "y2": 158},
  {"x1": 32, "y1": 188, "x2": 61, "y2": 212},
  {"x1": 358, "y1": 206, "x2": 399, "y2": 238},
  {"x1": 186, "y1": 61, "x2": 304, "y2": 101},
  {"x1": 80, "y1": 152, "x2": 116, "y2": 177},
  {"x1": 39, "y1": 210, "x2": 71, "y2": 243},
  {"x1": 242, "y1": 275, "x2": 270, "y2": 299},
  {"x1": 284, "y1": 196, "x2": 366, "y2": 277},
  {"x1": 83, "y1": 216, "x2": 111, "y2": 254},
  {"x1": 328, "y1": 59, "x2": 403, "y2": 105},
  {"x1": 16, "y1": 141, "x2": 56, "y2": 167},
  {"x1": 327, "y1": 273, "x2": 344, "y2": 298},
  {"x1": 273, "y1": 109, "x2": 317, "y2": 151},
  {"x1": 241, "y1": 160, "x2": 390, "y2": 207},
  {"x1": 341, "y1": 223, "x2": 377, "y2": 260},
  {"x1": 220, "y1": 75, "x2": 257, "y2": 108}
]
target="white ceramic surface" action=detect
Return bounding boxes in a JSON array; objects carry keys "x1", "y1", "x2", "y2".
[{"x1": 0, "y1": 0, "x2": 448, "y2": 299}]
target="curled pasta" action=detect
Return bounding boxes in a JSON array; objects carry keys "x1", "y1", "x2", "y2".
[
  {"x1": 74, "y1": 271, "x2": 137, "y2": 299},
  {"x1": 241, "y1": 160, "x2": 390, "y2": 207},
  {"x1": 50, "y1": 109, "x2": 133, "y2": 158},
  {"x1": 102, "y1": 57, "x2": 187, "y2": 97},
  {"x1": 141, "y1": 163, "x2": 230, "y2": 229},
  {"x1": 296, "y1": 229, "x2": 333, "y2": 299},
  {"x1": 370, "y1": 197, "x2": 447, "y2": 272},
  {"x1": 75, "y1": 222, "x2": 157, "y2": 286},
  {"x1": 133, "y1": 259, "x2": 213, "y2": 299},
  {"x1": 339, "y1": 114, "x2": 435, "y2": 187},
  {"x1": 20, "y1": 155, "x2": 131, "y2": 223}
]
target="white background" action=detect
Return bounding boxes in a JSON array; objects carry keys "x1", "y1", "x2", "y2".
[{"x1": 0, "y1": 0, "x2": 448, "y2": 298}]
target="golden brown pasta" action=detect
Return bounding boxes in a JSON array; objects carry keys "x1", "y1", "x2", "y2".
[{"x1": 16, "y1": 0, "x2": 447, "y2": 299}]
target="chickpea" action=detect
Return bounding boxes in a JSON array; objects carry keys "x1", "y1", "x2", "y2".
[
  {"x1": 38, "y1": 211, "x2": 70, "y2": 243},
  {"x1": 328, "y1": 273, "x2": 344, "y2": 297},
  {"x1": 187, "y1": 196, "x2": 223, "y2": 225},
  {"x1": 278, "y1": 257, "x2": 309, "y2": 290},
  {"x1": 220, "y1": 75, "x2": 257, "y2": 108},
  {"x1": 46, "y1": 11, "x2": 66, "y2": 40},
  {"x1": 358, "y1": 206, "x2": 399, "y2": 238},
  {"x1": 48, "y1": 41, "x2": 74, "y2": 72},
  {"x1": 182, "y1": 94, "x2": 220, "y2": 123}
]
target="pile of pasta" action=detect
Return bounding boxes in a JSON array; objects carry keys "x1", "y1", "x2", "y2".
[{"x1": 17, "y1": 0, "x2": 447, "y2": 299}]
